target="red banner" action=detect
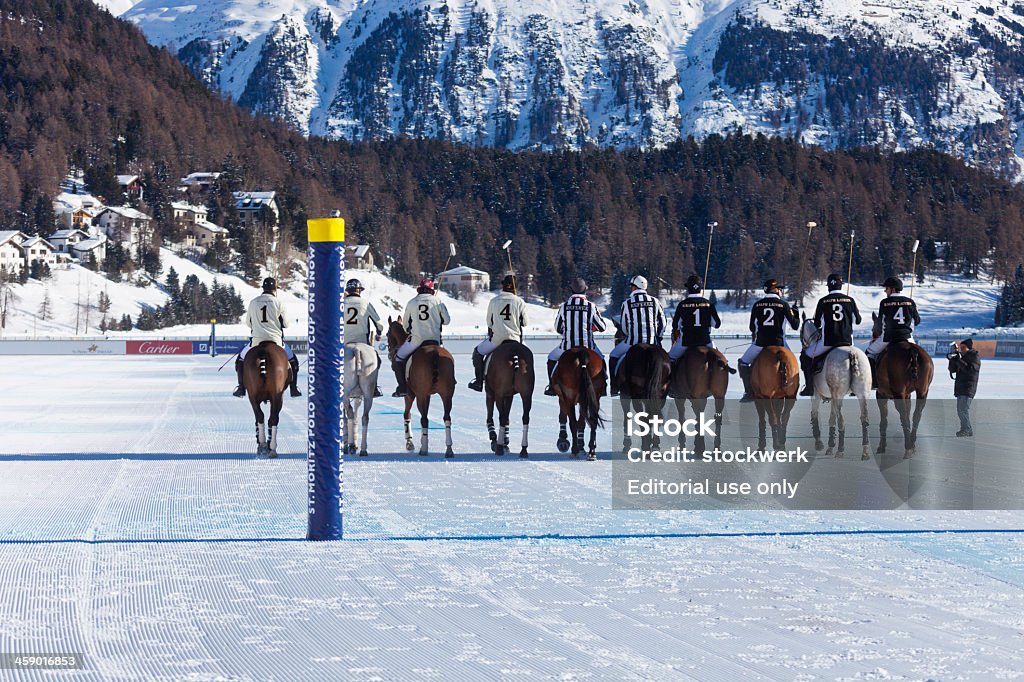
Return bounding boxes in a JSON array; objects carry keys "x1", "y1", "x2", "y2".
[{"x1": 126, "y1": 340, "x2": 194, "y2": 355}]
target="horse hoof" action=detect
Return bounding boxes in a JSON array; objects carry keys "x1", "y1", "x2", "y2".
[
  {"x1": 815, "y1": 441, "x2": 824, "y2": 451},
  {"x1": 491, "y1": 441, "x2": 499, "y2": 453},
  {"x1": 359, "y1": 450, "x2": 368, "y2": 457},
  {"x1": 268, "y1": 449, "x2": 278, "y2": 459},
  {"x1": 835, "y1": 451, "x2": 845, "y2": 459},
  {"x1": 876, "y1": 446, "x2": 886, "y2": 455},
  {"x1": 419, "y1": 450, "x2": 429, "y2": 457},
  {"x1": 406, "y1": 441, "x2": 415, "y2": 452},
  {"x1": 557, "y1": 439, "x2": 570, "y2": 453},
  {"x1": 587, "y1": 452, "x2": 597, "y2": 461},
  {"x1": 861, "y1": 452, "x2": 871, "y2": 461},
  {"x1": 495, "y1": 446, "x2": 504, "y2": 456},
  {"x1": 904, "y1": 449, "x2": 914, "y2": 459},
  {"x1": 445, "y1": 447, "x2": 454, "y2": 458},
  {"x1": 826, "y1": 447, "x2": 834, "y2": 457},
  {"x1": 519, "y1": 449, "x2": 529, "y2": 458}
]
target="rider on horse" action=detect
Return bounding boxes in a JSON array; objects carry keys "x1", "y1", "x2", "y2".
[
  {"x1": 866, "y1": 276, "x2": 920, "y2": 360},
  {"x1": 468, "y1": 274, "x2": 528, "y2": 392},
  {"x1": 233, "y1": 277, "x2": 302, "y2": 398},
  {"x1": 344, "y1": 277, "x2": 384, "y2": 398},
  {"x1": 738, "y1": 278, "x2": 800, "y2": 402},
  {"x1": 798, "y1": 273, "x2": 862, "y2": 396},
  {"x1": 668, "y1": 274, "x2": 721, "y2": 363},
  {"x1": 392, "y1": 278, "x2": 452, "y2": 398},
  {"x1": 608, "y1": 275, "x2": 666, "y2": 396},
  {"x1": 545, "y1": 278, "x2": 607, "y2": 396}
]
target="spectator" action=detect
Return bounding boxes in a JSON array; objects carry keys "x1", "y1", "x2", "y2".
[{"x1": 947, "y1": 338, "x2": 981, "y2": 437}]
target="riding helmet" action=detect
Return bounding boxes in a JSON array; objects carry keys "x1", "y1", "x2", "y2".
[
  {"x1": 763, "y1": 278, "x2": 782, "y2": 293},
  {"x1": 345, "y1": 278, "x2": 364, "y2": 293},
  {"x1": 685, "y1": 275, "x2": 703, "y2": 294},
  {"x1": 629, "y1": 275, "x2": 648, "y2": 291},
  {"x1": 502, "y1": 274, "x2": 516, "y2": 290},
  {"x1": 262, "y1": 277, "x2": 277, "y2": 292},
  {"x1": 419, "y1": 277, "x2": 435, "y2": 290},
  {"x1": 571, "y1": 278, "x2": 588, "y2": 294},
  {"x1": 826, "y1": 273, "x2": 843, "y2": 290},
  {"x1": 882, "y1": 276, "x2": 903, "y2": 292}
]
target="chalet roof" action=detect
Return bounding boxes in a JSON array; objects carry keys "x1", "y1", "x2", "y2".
[
  {"x1": 72, "y1": 235, "x2": 107, "y2": 252},
  {"x1": 19, "y1": 236, "x2": 55, "y2": 251},
  {"x1": 346, "y1": 244, "x2": 371, "y2": 258},
  {"x1": 233, "y1": 191, "x2": 277, "y2": 209},
  {"x1": 100, "y1": 206, "x2": 151, "y2": 221},
  {"x1": 171, "y1": 201, "x2": 207, "y2": 213},
  {"x1": 117, "y1": 174, "x2": 141, "y2": 185},
  {"x1": 0, "y1": 231, "x2": 27, "y2": 247},
  {"x1": 194, "y1": 220, "x2": 228, "y2": 234},
  {"x1": 438, "y1": 265, "x2": 489, "y2": 277},
  {"x1": 180, "y1": 172, "x2": 221, "y2": 184},
  {"x1": 50, "y1": 229, "x2": 89, "y2": 241},
  {"x1": 53, "y1": 192, "x2": 103, "y2": 213}
]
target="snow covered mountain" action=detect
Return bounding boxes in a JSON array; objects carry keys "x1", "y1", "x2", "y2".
[
  {"x1": 93, "y1": 0, "x2": 140, "y2": 15},
  {"x1": 122, "y1": 0, "x2": 1024, "y2": 178}
]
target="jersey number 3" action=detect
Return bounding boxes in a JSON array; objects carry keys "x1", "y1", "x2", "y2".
[
  {"x1": 418, "y1": 304, "x2": 430, "y2": 321},
  {"x1": 832, "y1": 303, "x2": 844, "y2": 322}
]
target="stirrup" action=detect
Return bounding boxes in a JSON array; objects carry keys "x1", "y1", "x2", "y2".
[
  {"x1": 232, "y1": 386, "x2": 245, "y2": 397},
  {"x1": 468, "y1": 379, "x2": 484, "y2": 392},
  {"x1": 544, "y1": 385, "x2": 556, "y2": 397}
]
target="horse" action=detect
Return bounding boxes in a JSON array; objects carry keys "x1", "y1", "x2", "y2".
[
  {"x1": 551, "y1": 347, "x2": 605, "y2": 461},
  {"x1": 242, "y1": 341, "x2": 290, "y2": 458},
  {"x1": 750, "y1": 345, "x2": 799, "y2": 450},
  {"x1": 386, "y1": 320, "x2": 456, "y2": 457},
  {"x1": 344, "y1": 342, "x2": 380, "y2": 457},
  {"x1": 616, "y1": 343, "x2": 672, "y2": 452},
  {"x1": 668, "y1": 344, "x2": 734, "y2": 452},
  {"x1": 800, "y1": 319, "x2": 872, "y2": 460},
  {"x1": 874, "y1": 340, "x2": 934, "y2": 458},
  {"x1": 484, "y1": 341, "x2": 535, "y2": 458}
]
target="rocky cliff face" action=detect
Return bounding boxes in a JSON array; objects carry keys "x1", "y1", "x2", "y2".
[{"x1": 123, "y1": 0, "x2": 1024, "y2": 179}]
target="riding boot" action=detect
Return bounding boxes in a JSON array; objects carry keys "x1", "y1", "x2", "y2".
[
  {"x1": 288, "y1": 357, "x2": 302, "y2": 397},
  {"x1": 468, "y1": 349, "x2": 485, "y2": 392},
  {"x1": 738, "y1": 360, "x2": 754, "y2": 402},
  {"x1": 232, "y1": 357, "x2": 245, "y2": 397},
  {"x1": 544, "y1": 359, "x2": 557, "y2": 396},
  {"x1": 373, "y1": 352, "x2": 384, "y2": 397},
  {"x1": 868, "y1": 356, "x2": 877, "y2": 390},
  {"x1": 799, "y1": 352, "x2": 815, "y2": 397},
  {"x1": 608, "y1": 356, "x2": 621, "y2": 396},
  {"x1": 392, "y1": 359, "x2": 408, "y2": 398}
]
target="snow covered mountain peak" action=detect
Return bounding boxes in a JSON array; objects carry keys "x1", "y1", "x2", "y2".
[{"x1": 122, "y1": 0, "x2": 1024, "y2": 178}]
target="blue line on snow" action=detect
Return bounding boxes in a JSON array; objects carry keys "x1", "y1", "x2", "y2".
[{"x1": 2, "y1": 528, "x2": 1024, "y2": 545}]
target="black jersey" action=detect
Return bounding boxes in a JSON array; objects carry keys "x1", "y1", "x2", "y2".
[
  {"x1": 812, "y1": 291, "x2": 862, "y2": 347},
  {"x1": 749, "y1": 294, "x2": 799, "y2": 346},
  {"x1": 877, "y1": 295, "x2": 919, "y2": 342},
  {"x1": 672, "y1": 295, "x2": 721, "y2": 346}
]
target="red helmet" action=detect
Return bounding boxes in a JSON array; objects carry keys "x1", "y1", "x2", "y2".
[{"x1": 419, "y1": 278, "x2": 435, "y2": 290}]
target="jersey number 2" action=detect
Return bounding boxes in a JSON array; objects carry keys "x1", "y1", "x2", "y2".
[{"x1": 346, "y1": 307, "x2": 358, "y2": 324}]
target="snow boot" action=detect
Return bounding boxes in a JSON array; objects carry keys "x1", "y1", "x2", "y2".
[
  {"x1": 232, "y1": 357, "x2": 246, "y2": 397},
  {"x1": 468, "y1": 349, "x2": 485, "y2": 392},
  {"x1": 738, "y1": 360, "x2": 754, "y2": 403},
  {"x1": 288, "y1": 357, "x2": 302, "y2": 397}
]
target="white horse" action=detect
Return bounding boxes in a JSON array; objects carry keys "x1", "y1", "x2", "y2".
[
  {"x1": 800, "y1": 319, "x2": 872, "y2": 459},
  {"x1": 344, "y1": 342, "x2": 380, "y2": 457}
]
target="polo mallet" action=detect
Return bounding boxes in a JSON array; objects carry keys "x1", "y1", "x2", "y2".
[
  {"x1": 217, "y1": 351, "x2": 239, "y2": 371},
  {"x1": 794, "y1": 221, "x2": 816, "y2": 306},
  {"x1": 909, "y1": 239, "x2": 920, "y2": 298},
  {"x1": 435, "y1": 242, "x2": 457, "y2": 291},
  {"x1": 703, "y1": 221, "x2": 717, "y2": 289},
  {"x1": 502, "y1": 239, "x2": 516, "y2": 294},
  {"x1": 846, "y1": 230, "x2": 855, "y2": 295}
]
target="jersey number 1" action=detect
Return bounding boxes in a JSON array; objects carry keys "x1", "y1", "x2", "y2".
[{"x1": 260, "y1": 305, "x2": 268, "y2": 323}]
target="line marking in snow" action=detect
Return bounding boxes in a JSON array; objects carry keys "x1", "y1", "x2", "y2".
[{"x1": 3, "y1": 528, "x2": 1024, "y2": 545}]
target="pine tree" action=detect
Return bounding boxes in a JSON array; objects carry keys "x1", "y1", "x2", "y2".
[
  {"x1": 97, "y1": 290, "x2": 111, "y2": 313},
  {"x1": 38, "y1": 289, "x2": 52, "y2": 321},
  {"x1": 165, "y1": 267, "x2": 180, "y2": 297}
]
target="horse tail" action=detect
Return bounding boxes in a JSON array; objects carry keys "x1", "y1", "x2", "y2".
[
  {"x1": 713, "y1": 350, "x2": 736, "y2": 374},
  {"x1": 645, "y1": 348, "x2": 664, "y2": 399},
  {"x1": 776, "y1": 349, "x2": 789, "y2": 386},
  {"x1": 577, "y1": 349, "x2": 605, "y2": 429},
  {"x1": 512, "y1": 351, "x2": 521, "y2": 374},
  {"x1": 908, "y1": 344, "x2": 920, "y2": 381},
  {"x1": 257, "y1": 344, "x2": 268, "y2": 380},
  {"x1": 431, "y1": 349, "x2": 439, "y2": 386}
]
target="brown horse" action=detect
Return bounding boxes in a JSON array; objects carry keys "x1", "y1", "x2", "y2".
[
  {"x1": 552, "y1": 347, "x2": 605, "y2": 461},
  {"x1": 875, "y1": 341, "x2": 934, "y2": 458},
  {"x1": 750, "y1": 346, "x2": 800, "y2": 450},
  {"x1": 616, "y1": 343, "x2": 672, "y2": 452},
  {"x1": 386, "y1": 320, "x2": 456, "y2": 457},
  {"x1": 484, "y1": 341, "x2": 535, "y2": 458},
  {"x1": 669, "y1": 346, "x2": 735, "y2": 452},
  {"x1": 243, "y1": 341, "x2": 290, "y2": 458}
]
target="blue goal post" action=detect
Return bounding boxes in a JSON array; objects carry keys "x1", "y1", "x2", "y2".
[{"x1": 306, "y1": 217, "x2": 345, "y2": 541}]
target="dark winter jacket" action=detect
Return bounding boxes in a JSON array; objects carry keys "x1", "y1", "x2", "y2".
[{"x1": 947, "y1": 349, "x2": 981, "y2": 398}]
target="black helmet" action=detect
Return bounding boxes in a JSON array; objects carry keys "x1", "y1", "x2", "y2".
[
  {"x1": 685, "y1": 275, "x2": 703, "y2": 294},
  {"x1": 262, "y1": 277, "x2": 277, "y2": 292},
  {"x1": 502, "y1": 274, "x2": 516, "y2": 290},
  {"x1": 345, "y1": 278, "x2": 363, "y2": 293},
  {"x1": 571, "y1": 278, "x2": 588, "y2": 294},
  {"x1": 763, "y1": 278, "x2": 782, "y2": 293},
  {"x1": 882, "y1": 276, "x2": 903, "y2": 292},
  {"x1": 826, "y1": 273, "x2": 843, "y2": 290}
]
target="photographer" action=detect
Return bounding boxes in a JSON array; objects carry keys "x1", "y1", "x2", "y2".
[{"x1": 947, "y1": 339, "x2": 981, "y2": 437}]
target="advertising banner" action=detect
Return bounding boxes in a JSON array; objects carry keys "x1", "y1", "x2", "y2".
[{"x1": 126, "y1": 340, "x2": 194, "y2": 355}]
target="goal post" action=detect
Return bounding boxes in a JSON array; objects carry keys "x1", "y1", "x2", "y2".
[{"x1": 306, "y1": 217, "x2": 345, "y2": 541}]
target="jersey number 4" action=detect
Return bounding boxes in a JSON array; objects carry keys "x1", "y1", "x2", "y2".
[
  {"x1": 500, "y1": 304, "x2": 512, "y2": 321},
  {"x1": 893, "y1": 307, "x2": 906, "y2": 324}
]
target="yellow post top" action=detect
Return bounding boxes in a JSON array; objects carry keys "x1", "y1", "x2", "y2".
[
  {"x1": 210, "y1": 319, "x2": 217, "y2": 324},
  {"x1": 307, "y1": 217, "x2": 346, "y2": 243}
]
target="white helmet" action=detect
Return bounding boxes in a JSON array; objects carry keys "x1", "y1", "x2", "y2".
[{"x1": 629, "y1": 275, "x2": 648, "y2": 290}]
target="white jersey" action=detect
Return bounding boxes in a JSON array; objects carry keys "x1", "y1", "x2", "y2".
[
  {"x1": 487, "y1": 291, "x2": 528, "y2": 344},
  {"x1": 619, "y1": 289, "x2": 666, "y2": 344},
  {"x1": 246, "y1": 293, "x2": 287, "y2": 346},
  {"x1": 344, "y1": 295, "x2": 383, "y2": 345},
  {"x1": 556, "y1": 294, "x2": 606, "y2": 350},
  {"x1": 403, "y1": 293, "x2": 451, "y2": 345}
]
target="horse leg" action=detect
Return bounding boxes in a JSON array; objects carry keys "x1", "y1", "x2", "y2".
[
  {"x1": 418, "y1": 394, "x2": 431, "y2": 457},
  {"x1": 876, "y1": 397, "x2": 888, "y2": 454},
  {"x1": 486, "y1": 392, "x2": 498, "y2": 452},
  {"x1": 557, "y1": 410, "x2": 570, "y2": 454},
  {"x1": 858, "y1": 394, "x2": 870, "y2": 460},
  {"x1": 779, "y1": 398, "x2": 796, "y2": 449},
  {"x1": 909, "y1": 395, "x2": 927, "y2": 457},
  {"x1": 692, "y1": 397, "x2": 708, "y2": 454},
  {"x1": 895, "y1": 396, "x2": 913, "y2": 458},
  {"x1": 674, "y1": 399, "x2": 687, "y2": 450},
  {"x1": 755, "y1": 401, "x2": 767, "y2": 452},
  {"x1": 827, "y1": 397, "x2": 840, "y2": 458},
  {"x1": 404, "y1": 395, "x2": 415, "y2": 452},
  {"x1": 359, "y1": 394, "x2": 371, "y2": 458},
  {"x1": 442, "y1": 390, "x2": 454, "y2": 459},
  {"x1": 620, "y1": 395, "x2": 631, "y2": 453},
  {"x1": 497, "y1": 396, "x2": 512, "y2": 456},
  {"x1": 267, "y1": 395, "x2": 282, "y2": 459},
  {"x1": 811, "y1": 395, "x2": 823, "y2": 451},
  {"x1": 520, "y1": 389, "x2": 532, "y2": 459},
  {"x1": 252, "y1": 400, "x2": 267, "y2": 457},
  {"x1": 713, "y1": 395, "x2": 725, "y2": 450},
  {"x1": 587, "y1": 417, "x2": 598, "y2": 462}
]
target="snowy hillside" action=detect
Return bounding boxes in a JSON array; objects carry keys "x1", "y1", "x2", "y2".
[
  {"x1": 93, "y1": 0, "x2": 139, "y2": 16},
  {"x1": 123, "y1": 0, "x2": 1024, "y2": 177}
]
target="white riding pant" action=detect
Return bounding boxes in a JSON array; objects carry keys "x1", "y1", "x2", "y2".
[
  {"x1": 240, "y1": 342, "x2": 295, "y2": 361},
  {"x1": 740, "y1": 339, "x2": 790, "y2": 365},
  {"x1": 475, "y1": 339, "x2": 499, "y2": 356},
  {"x1": 805, "y1": 336, "x2": 831, "y2": 358},
  {"x1": 668, "y1": 338, "x2": 714, "y2": 362},
  {"x1": 395, "y1": 339, "x2": 422, "y2": 362},
  {"x1": 865, "y1": 336, "x2": 914, "y2": 358}
]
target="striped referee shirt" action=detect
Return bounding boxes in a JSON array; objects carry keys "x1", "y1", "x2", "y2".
[
  {"x1": 556, "y1": 294, "x2": 607, "y2": 350},
  {"x1": 619, "y1": 289, "x2": 666, "y2": 345}
]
